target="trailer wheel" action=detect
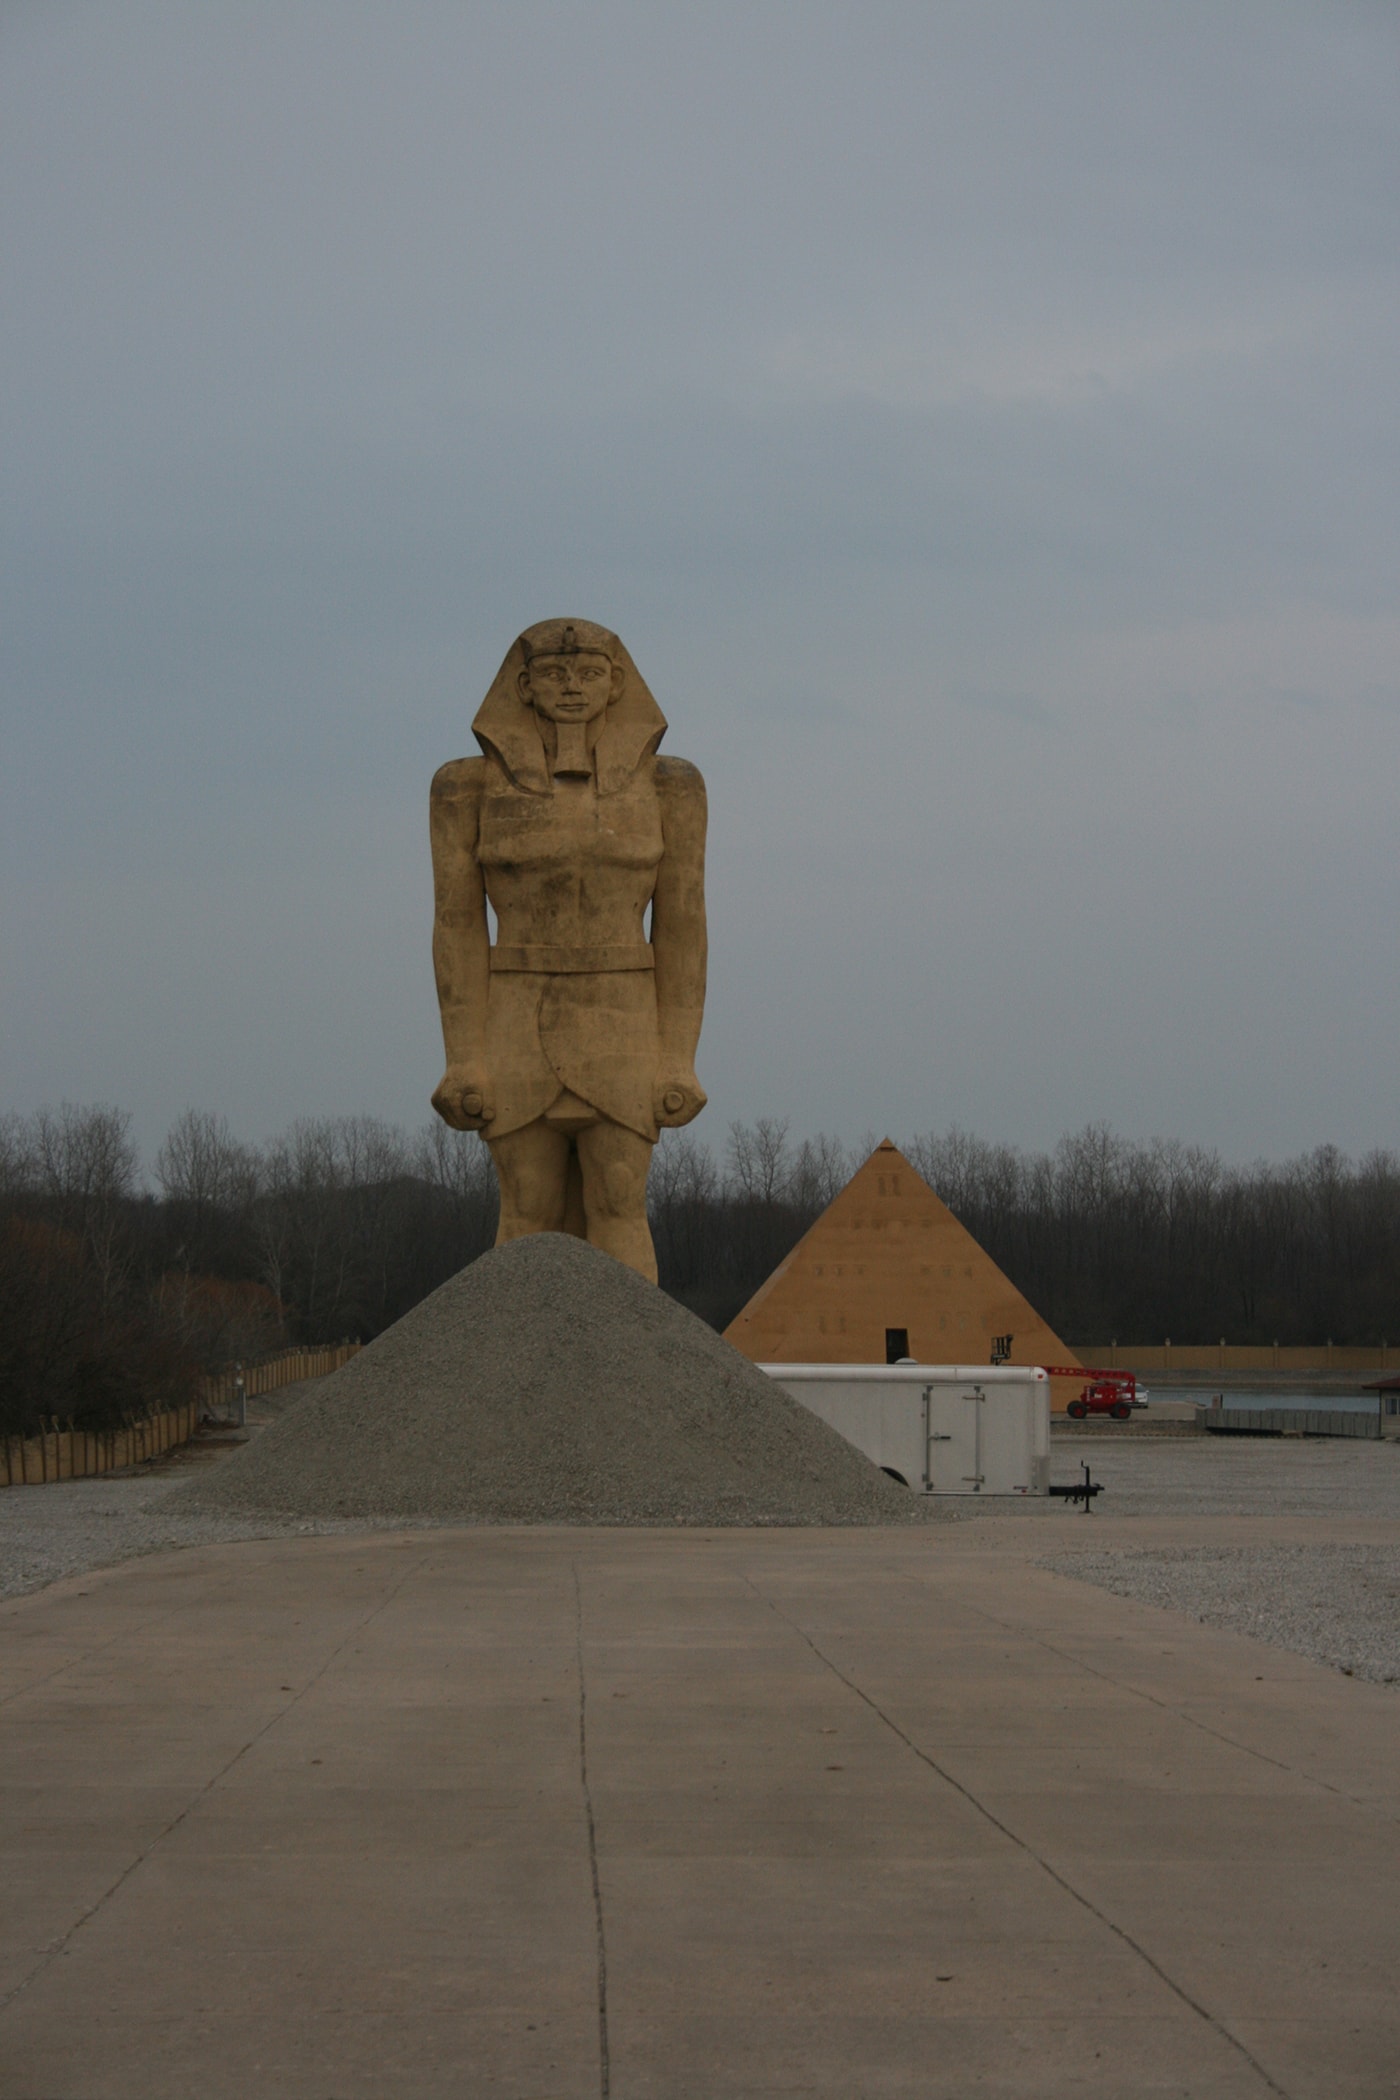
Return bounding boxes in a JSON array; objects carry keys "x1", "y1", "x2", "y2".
[{"x1": 1067, "y1": 1400, "x2": 1088, "y2": 1419}]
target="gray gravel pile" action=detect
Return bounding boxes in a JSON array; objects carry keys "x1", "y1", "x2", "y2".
[
  {"x1": 170, "y1": 1234, "x2": 916, "y2": 1526},
  {"x1": 1044, "y1": 1541, "x2": 1400, "y2": 1686}
]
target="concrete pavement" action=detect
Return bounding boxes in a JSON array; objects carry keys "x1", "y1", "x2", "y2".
[{"x1": 2, "y1": 1523, "x2": 1398, "y2": 2098}]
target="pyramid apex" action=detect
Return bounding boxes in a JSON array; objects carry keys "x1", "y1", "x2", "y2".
[{"x1": 724, "y1": 1132, "x2": 1077, "y2": 1382}]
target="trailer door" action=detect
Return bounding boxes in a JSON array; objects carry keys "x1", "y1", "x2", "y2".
[{"x1": 921, "y1": 1384, "x2": 985, "y2": 1493}]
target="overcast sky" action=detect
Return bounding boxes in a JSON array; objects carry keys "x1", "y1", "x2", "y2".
[{"x1": 3, "y1": 1, "x2": 1397, "y2": 1169}]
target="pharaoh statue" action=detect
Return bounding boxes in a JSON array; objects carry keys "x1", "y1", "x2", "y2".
[{"x1": 429, "y1": 618, "x2": 707, "y2": 1281}]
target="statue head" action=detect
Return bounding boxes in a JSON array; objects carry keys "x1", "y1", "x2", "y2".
[
  {"x1": 517, "y1": 619, "x2": 623, "y2": 729},
  {"x1": 474, "y1": 618, "x2": 666, "y2": 796}
]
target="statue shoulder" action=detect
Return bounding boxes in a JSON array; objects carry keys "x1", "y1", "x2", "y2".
[
  {"x1": 430, "y1": 755, "x2": 486, "y2": 805},
  {"x1": 654, "y1": 754, "x2": 706, "y2": 800}
]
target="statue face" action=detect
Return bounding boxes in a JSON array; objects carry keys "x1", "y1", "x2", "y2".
[{"x1": 519, "y1": 650, "x2": 620, "y2": 726}]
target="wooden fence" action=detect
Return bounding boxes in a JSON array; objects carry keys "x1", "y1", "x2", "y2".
[
  {"x1": 2, "y1": 1400, "x2": 200, "y2": 1487},
  {"x1": 1075, "y1": 1342, "x2": 1393, "y2": 1374},
  {"x1": 2, "y1": 1342, "x2": 362, "y2": 1488},
  {"x1": 200, "y1": 1342, "x2": 361, "y2": 1415}
]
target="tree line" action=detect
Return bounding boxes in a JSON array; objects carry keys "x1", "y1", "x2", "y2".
[
  {"x1": 653, "y1": 1119, "x2": 1400, "y2": 1347},
  {"x1": 2, "y1": 1103, "x2": 1397, "y2": 1438},
  {"x1": 0, "y1": 1105, "x2": 495, "y2": 1439}
]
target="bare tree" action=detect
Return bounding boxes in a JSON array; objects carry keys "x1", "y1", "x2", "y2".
[
  {"x1": 413, "y1": 1119, "x2": 497, "y2": 1212},
  {"x1": 0, "y1": 1108, "x2": 195, "y2": 1435},
  {"x1": 155, "y1": 1109, "x2": 260, "y2": 1275},
  {"x1": 156, "y1": 1109, "x2": 258, "y2": 1212},
  {"x1": 0, "y1": 1114, "x2": 35, "y2": 1199},
  {"x1": 726, "y1": 1117, "x2": 793, "y2": 1205},
  {"x1": 789, "y1": 1133, "x2": 852, "y2": 1215},
  {"x1": 28, "y1": 1104, "x2": 137, "y2": 1304},
  {"x1": 7, "y1": 1096, "x2": 1396, "y2": 1376}
]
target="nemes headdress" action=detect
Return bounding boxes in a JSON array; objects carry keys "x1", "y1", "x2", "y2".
[{"x1": 472, "y1": 617, "x2": 667, "y2": 796}]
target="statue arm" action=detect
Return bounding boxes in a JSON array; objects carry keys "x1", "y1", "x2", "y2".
[
  {"x1": 429, "y1": 758, "x2": 495, "y2": 1129},
  {"x1": 651, "y1": 757, "x2": 708, "y2": 1129}
]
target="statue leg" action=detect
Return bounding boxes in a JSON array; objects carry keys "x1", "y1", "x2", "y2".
[
  {"x1": 562, "y1": 1146, "x2": 587, "y2": 1239},
  {"x1": 574, "y1": 1122, "x2": 657, "y2": 1282},
  {"x1": 487, "y1": 1122, "x2": 573, "y2": 1242}
]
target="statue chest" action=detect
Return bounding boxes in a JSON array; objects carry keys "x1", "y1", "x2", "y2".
[{"x1": 478, "y1": 775, "x2": 663, "y2": 878}]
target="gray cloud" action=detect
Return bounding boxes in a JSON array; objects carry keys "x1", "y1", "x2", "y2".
[{"x1": 2, "y1": 0, "x2": 1397, "y2": 1166}]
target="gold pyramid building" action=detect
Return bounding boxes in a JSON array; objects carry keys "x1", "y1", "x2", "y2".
[{"x1": 725, "y1": 1141, "x2": 1081, "y2": 1407}]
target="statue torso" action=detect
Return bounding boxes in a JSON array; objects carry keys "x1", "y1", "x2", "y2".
[{"x1": 476, "y1": 757, "x2": 663, "y2": 956}]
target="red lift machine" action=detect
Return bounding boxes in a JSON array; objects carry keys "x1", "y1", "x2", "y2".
[{"x1": 1045, "y1": 1367, "x2": 1143, "y2": 1421}]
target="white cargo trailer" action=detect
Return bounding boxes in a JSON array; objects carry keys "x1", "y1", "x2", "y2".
[{"x1": 760, "y1": 1363, "x2": 1051, "y2": 1496}]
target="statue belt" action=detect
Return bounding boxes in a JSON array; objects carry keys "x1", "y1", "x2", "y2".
[{"x1": 489, "y1": 942, "x2": 655, "y2": 974}]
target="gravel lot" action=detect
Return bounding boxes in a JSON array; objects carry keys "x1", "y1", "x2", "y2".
[
  {"x1": 1048, "y1": 1430, "x2": 1400, "y2": 1518},
  {"x1": 6, "y1": 1388, "x2": 1399, "y2": 1706},
  {"x1": 1040, "y1": 1538, "x2": 1400, "y2": 1686},
  {"x1": 1033, "y1": 1433, "x2": 1400, "y2": 1686},
  {"x1": 0, "y1": 1462, "x2": 365, "y2": 1601}
]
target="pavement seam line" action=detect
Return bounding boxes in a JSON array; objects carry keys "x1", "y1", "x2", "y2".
[
  {"x1": 0, "y1": 1601, "x2": 191, "y2": 1711},
  {"x1": 573, "y1": 1561, "x2": 611, "y2": 2100},
  {"x1": 0, "y1": 1541, "x2": 308, "y2": 1711},
  {"x1": 0, "y1": 1549, "x2": 432, "y2": 2019},
  {"x1": 742, "y1": 1572, "x2": 1292, "y2": 2100},
  {"x1": 933, "y1": 1558, "x2": 1384, "y2": 1816}
]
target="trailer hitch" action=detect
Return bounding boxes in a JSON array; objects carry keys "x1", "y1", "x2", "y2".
[{"x1": 1048, "y1": 1461, "x2": 1103, "y2": 1512}]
